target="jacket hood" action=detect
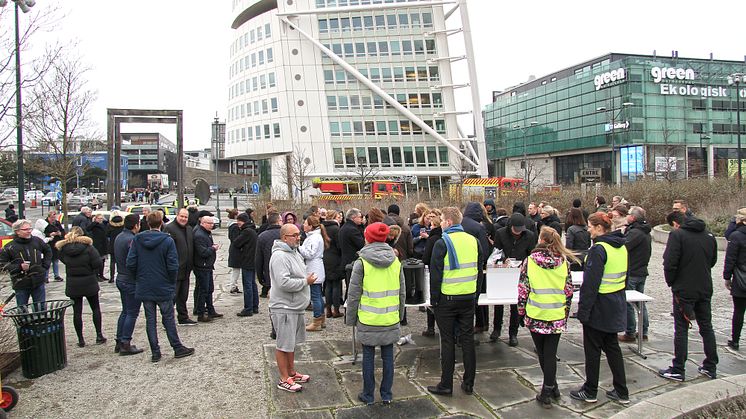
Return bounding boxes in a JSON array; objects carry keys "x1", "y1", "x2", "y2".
[
  {"x1": 463, "y1": 202, "x2": 484, "y2": 222},
  {"x1": 628, "y1": 219, "x2": 651, "y2": 234},
  {"x1": 737, "y1": 224, "x2": 746, "y2": 235},
  {"x1": 529, "y1": 248, "x2": 566, "y2": 269},
  {"x1": 281, "y1": 211, "x2": 299, "y2": 224},
  {"x1": 272, "y1": 239, "x2": 296, "y2": 254},
  {"x1": 594, "y1": 230, "x2": 626, "y2": 248},
  {"x1": 136, "y1": 230, "x2": 172, "y2": 249},
  {"x1": 322, "y1": 220, "x2": 339, "y2": 227},
  {"x1": 359, "y1": 242, "x2": 397, "y2": 267},
  {"x1": 109, "y1": 216, "x2": 124, "y2": 227},
  {"x1": 34, "y1": 219, "x2": 48, "y2": 231},
  {"x1": 483, "y1": 199, "x2": 496, "y2": 212},
  {"x1": 543, "y1": 213, "x2": 561, "y2": 224},
  {"x1": 681, "y1": 216, "x2": 706, "y2": 233},
  {"x1": 56, "y1": 235, "x2": 93, "y2": 253}
]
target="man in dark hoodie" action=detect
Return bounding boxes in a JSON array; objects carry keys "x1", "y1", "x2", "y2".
[
  {"x1": 256, "y1": 212, "x2": 282, "y2": 299},
  {"x1": 462, "y1": 202, "x2": 489, "y2": 333},
  {"x1": 234, "y1": 213, "x2": 259, "y2": 317},
  {"x1": 114, "y1": 214, "x2": 144, "y2": 355},
  {"x1": 164, "y1": 208, "x2": 196, "y2": 325},
  {"x1": 193, "y1": 215, "x2": 223, "y2": 322},
  {"x1": 107, "y1": 213, "x2": 124, "y2": 283},
  {"x1": 339, "y1": 208, "x2": 365, "y2": 299},
  {"x1": 127, "y1": 211, "x2": 194, "y2": 362},
  {"x1": 619, "y1": 206, "x2": 652, "y2": 343},
  {"x1": 659, "y1": 211, "x2": 718, "y2": 382},
  {"x1": 483, "y1": 199, "x2": 498, "y2": 224}
]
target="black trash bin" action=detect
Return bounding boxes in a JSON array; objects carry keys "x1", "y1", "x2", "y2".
[
  {"x1": 2, "y1": 300, "x2": 73, "y2": 379},
  {"x1": 402, "y1": 259, "x2": 426, "y2": 304}
]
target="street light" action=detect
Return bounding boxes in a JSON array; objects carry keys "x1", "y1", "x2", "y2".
[
  {"x1": 700, "y1": 134, "x2": 711, "y2": 178},
  {"x1": 597, "y1": 102, "x2": 634, "y2": 185},
  {"x1": 513, "y1": 121, "x2": 538, "y2": 197},
  {"x1": 728, "y1": 73, "x2": 744, "y2": 189},
  {"x1": 1, "y1": 0, "x2": 35, "y2": 219},
  {"x1": 212, "y1": 114, "x2": 221, "y2": 224}
]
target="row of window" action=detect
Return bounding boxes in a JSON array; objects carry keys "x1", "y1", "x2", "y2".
[
  {"x1": 229, "y1": 72, "x2": 277, "y2": 100},
  {"x1": 228, "y1": 97, "x2": 280, "y2": 123},
  {"x1": 326, "y1": 92, "x2": 442, "y2": 110},
  {"x1": 318, "y1": 11, "x2": 433, "y2": 34},
  {"x1": 323, "y1": 65, "x2": 439, "y2": 85},
  {"x1": 330, "y1": 119, "x2": 445, "y2": 136},
  {"x1": 332, "y1": 145, "x2": 449, "y2": 169},
  {"x1": 228, "y1": 123, "x2": 281, "y2": 143},
  {"x1": 316, "y1": 0, "x2": 426, "y2": 7},
  {"x1": 230, "y1": 47, "x2": 274, "y2": 79},
  {"x1": 692, "y1": 99, "x2": 746, "y2": 112},
  {"x1": 693, "y1": 123, "x2": 746, "y2": 135},
  {"x1": 322, "y1": 39, "x2": 436, "y2": 58},
  {"x1": 231, "y1": 23, "x2": 272, "y2": 56}
]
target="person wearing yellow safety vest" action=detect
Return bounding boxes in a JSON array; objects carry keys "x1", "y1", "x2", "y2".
[
  {"x1": 517, "y1": 227, "x2": 577, "y2": 409},
  {"x1": 345, "y1": 222, "x2": 405, "y2": 406},
  {"x1": 570, "y1": 212, "x2": 630, "y2": 405},
  {"x1": 426, "y1": 207, "x2": 482, "y2": 397}
]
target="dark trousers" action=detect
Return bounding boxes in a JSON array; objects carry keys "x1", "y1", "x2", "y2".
[
  {"x1": 493, "y1": 304, "x2": 520, "y2": 337},
  {"x1": 99, "y1": 257, "x2": 106, "y2": 278},
  {"x1": 174, "y1": 270, "x2": 191, "y2": 321},
  {"x1": 427, "y1": 309, "x2": 436, "y2": 330},
  {"x1": 732, "y1": 296, "x2": 746, "y2": 343},
  {"x1": 143, "y1": 299, "x2": 183, "y2": 354},
  {"x1": 672, "y1": 295, "x2": 718, "y2": 374},
  {"x1": 324, "y1": 280, "x2": 342, "y2": 309},
  {"x1": 72, "y1": 294, "x2": 103, "y2": 343},
  {"x1": 116, "y1": 280, "x2": 141, "y2": 343},
  {"x1": 241, "y1": 269, "x2": 258, "y2": 313},
  {"x1": 109, "y1": 254, "x2": 116, "y2": 281},
  {"x1": 475, "y1": 273, "x2": 488, "y2": 329},
  {"x1": 434, "y1": 299, "x2": 476, "y2": 388},
  {"x1": 582, "y1": 325, "x2": 628, "y2": 398},
  {"x1": 531, "y1": 332, "x2": 561, "y2": 388},
  {"x1": 194, "y1": 269, "x2": 215, "y2": 315}
]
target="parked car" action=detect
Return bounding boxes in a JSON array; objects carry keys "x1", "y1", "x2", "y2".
[
  {"x1": 0, "y1": 217, "x2": 14, "y2": 249},
  {"x1": 66, "y1": 195, "x2": 88, "y2": 210},
  {"x1": 125, "y1": 204, "x2": 178, "y2": 216},
  {"x1": 25, "y1": 190, "x2": 44, "y2": 202},
  {"x1": 2, "y1": 188, "x2": 18, "y2": 201},
  {"x1": 42, "y1": 191, "x2": 60, "y2": 206}
]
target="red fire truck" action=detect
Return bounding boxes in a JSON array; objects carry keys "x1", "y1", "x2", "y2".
[{"x1": 312, "y1": 178, "x2": 404, "y2": 202}]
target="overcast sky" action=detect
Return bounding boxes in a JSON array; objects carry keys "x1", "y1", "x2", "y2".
[{"x1": 10, "y1": 0, "x2": 746, "y2": 150}]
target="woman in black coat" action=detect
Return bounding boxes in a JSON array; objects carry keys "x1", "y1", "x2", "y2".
[
  {"x1": 724, "y1": 208, "x2": 746, "y2": 351},
  {"x1": 421, "y1": 209, "x2": 442, "y2": 337},
  {"x1": 106, "y1": 214, "x2": 124, "y2": 283},
  {"x1": 57, "y1": 227, "x2": 105, "y2": 347},
  {"x1": 565, "y1": 208, "x2": 591, "y2": 271},
  {"x1": 322, "y1": 210, "x2": 343, "y2": 318},
  {"x1": 227, "y1": 209, "x2": 242, "y2": 294},
  {"x1": 86, "y1": 214, "x2": 108, "y2": 281},
  {"x1": 43, "y1": 210, "x2": 66, "y2": 282}
]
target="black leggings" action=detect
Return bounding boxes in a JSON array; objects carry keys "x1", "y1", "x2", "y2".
[
  {"x1": 733, "y1": 296, "x2": 746, "y2": 342},
  {"x1": 531, "y1": 332, "x2": 561, "y2": 388},
  {"x1": 72, "y1": 294, "x2": 103, "y2": 342},
  {"x1": 324, "y1": 280, "x2": 342, "y2": 309}
]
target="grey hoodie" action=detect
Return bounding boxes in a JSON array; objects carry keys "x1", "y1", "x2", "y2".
[
  {"x1": 268, "y1": 240, "x2": 310, "y2": 313},
  {"x1": 345, "y1": 242, "x2": 406, "y2": 347}
]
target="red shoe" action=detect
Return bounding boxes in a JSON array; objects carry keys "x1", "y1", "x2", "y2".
[
  {"x1": 291, "y1": 371, "x2": 310, "y2": 383},
  {"x1": 277, "y1": 378, "x2": 302, "y2": 392}
]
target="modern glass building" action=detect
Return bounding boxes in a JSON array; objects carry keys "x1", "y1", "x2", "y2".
[
  {"x1": 484, "y1": 53, "x2": 746, "y2": 185},
  {"x1": 226, "y1": 0, "x2": 486, "y2": 198}
]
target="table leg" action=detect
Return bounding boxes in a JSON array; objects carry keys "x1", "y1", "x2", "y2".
[{"x1": 629, "y1": 301, "x2": 647, "y2": 359}]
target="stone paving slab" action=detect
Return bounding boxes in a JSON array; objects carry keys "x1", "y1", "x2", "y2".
[
  {"x1": 416, "y1": 376, "x2": 496, "y2": 418},
  {"x1": 473, "y1": 370, "x2": 536, "y2": 410},
  {"x1": 340, "y1": 369, "x2": 422, "y2": 403},
  {"x1": 334, "y1": 397, "x2": 442, "y2": 419},
  {"x1": 496, "y1": 399, "x2": 583, "y2": 418},
  {"x1": 471, "y1": 340, "x2": 538, "y2": 370},
  {"x1": 515, "y1": 363, "x2": 584, "y2": 387},
  {"x1": 271, "y1": 410, "x2": 334, "y2": 419},
  {"x1": 267, "y1": 362, "x2": 349, "y2": 413}
]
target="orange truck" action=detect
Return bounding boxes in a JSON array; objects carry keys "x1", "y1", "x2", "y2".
[{"x1": 312, "y1": 178, "x2": 404, "y2": 202}]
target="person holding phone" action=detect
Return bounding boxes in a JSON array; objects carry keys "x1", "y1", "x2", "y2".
[{"x1": 0, "y1": 219, "x2": 52, "y2": 308}]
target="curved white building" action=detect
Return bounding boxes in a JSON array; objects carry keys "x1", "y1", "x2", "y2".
[{"x1": 227, "y1": 0, "x2": 486, "y2": 198}]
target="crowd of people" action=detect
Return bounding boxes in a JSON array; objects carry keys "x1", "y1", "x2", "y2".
[{"x1": 0, "y1": 195, "x2": 743, "y2": 408}]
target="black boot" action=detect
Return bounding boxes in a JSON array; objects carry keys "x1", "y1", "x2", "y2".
[
  {"x1": 551, "y1": 382, "x2": 561, "y2": 400},
  {"x1": 536, "y1": 386, "x2": 553, "y2": 409},
  {"x1": 119, "y1": 342, "x2": 144, "y2": 356},
  {"x1": 114, "y1": 339, "x2": 121, "y2": 354}
]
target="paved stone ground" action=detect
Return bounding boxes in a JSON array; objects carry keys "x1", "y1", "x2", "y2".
[{"x1": 3, "y1": 227, "x2": 745, "y2": 418}]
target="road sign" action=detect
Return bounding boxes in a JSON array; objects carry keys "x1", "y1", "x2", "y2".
[
  {"x1": 56, "y1": 191, "x2": 62, "y2": 201},
  {"x1": 251, "y1": 183, "x2": 260, "y2": 195}
]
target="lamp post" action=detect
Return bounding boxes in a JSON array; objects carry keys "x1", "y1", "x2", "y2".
[
  {"x1": 512, "y1": 121, "x2": 538, "y2": 198},
  {"x1": 699, "y1": 134, "x2": 711, "y2": 178},
  {"x1": 1, "y1": 0, "x2": 35, "y2": 219},
  {"x1": 596, "y1": 102, "x2": 633, "y2": 185},
  {"x1": 728, "y1": 73, "x2": 744, "y2": 189},
  {"x1": 212, "y1": 115, "x2": 221, "y2": 225}
]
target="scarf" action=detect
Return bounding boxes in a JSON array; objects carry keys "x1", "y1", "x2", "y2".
[{"x1": 441, "y1": 224, "x2": 465, "y2": 269}]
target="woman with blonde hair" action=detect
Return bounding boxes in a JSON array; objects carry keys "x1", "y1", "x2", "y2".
[
  {"x1": 412, "y1": 203, "x2": 432, "y2": 259},
  {"x1": 724, "y1": 208, "x2": 746, "y2": 350},
  {"x1": 299, "y1": 215, "x2": 330, "y2": 332},
  {"x1": 518, "y1": 227, "x2": 577, "y2": 408}
]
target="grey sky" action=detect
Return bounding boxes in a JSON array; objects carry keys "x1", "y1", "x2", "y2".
[{"x1": 11, "y1": 0, "x2": 745, "y2": 150}]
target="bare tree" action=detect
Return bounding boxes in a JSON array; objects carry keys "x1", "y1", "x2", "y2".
[
  {"x1": 23, "y1": 52, "x2": 99, "y2": 218},
  {"x1": 352, "y1": 157, "x2": 380, "y2": 196},
  {"x1": 656, "y1": 126, "x2": 682, "y2": 183},
  {"x1": 515, "y1": 158, "x2": 547, "y2": 201},
  {"x1": 276, "y1": 147, "x2": 314, "y2": 204},
  {"x1": 450, "y1": 156, "x2": 472, "y2": 202}
]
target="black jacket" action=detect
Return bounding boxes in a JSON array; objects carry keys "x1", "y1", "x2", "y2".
[
  {"x1": 227, "y1": 223, "x2": 241, "y2": 268},
  {"x1": 462, "y1": 203, "x2": 489, "y2": 268},
  {"x1": 429, "y1": 230, "x2": 483, "y2": 306},
  {"x1": 72, "y1": 213, "x2": 91, "y2": 231},
  {"x1": 86, "y1": 221, "x2": 108, "y2": 256},
  {"x1": 388, "y1": 213, "x2": 413, "y2": 260},
  {"x1": 494, "y1": 226, "x2": 537, "y2": 263},
  {"x1": 724, "y1": 224, "x2": 746, "y2": 297},
  {"x1": 57, "y1": 235, "x2": 101, "y2": 298},
  {"x1": 164, "y1": 221, "x2": 194, "y2": 278},
  {"x1": 338, "y1": 220, "x2": 365, "y2": 269},
  {"x1": 541, "y1": 213, "x2": 563, "y2": 237},
  {"x1": 663, "y1": 216, "x2": 717, "y2": 300},
  {"x1": 0, "y1": 236, "x2": 51, "y2": 291},
  {"x1": 44, "y1": 220, "x2": 65, "y2": 259},
  {"x1": 255, "y1": 224, "x2": 281, "y2": 286},
  {"x1": 624, "y1": 219, "x2": 652, "y2": 277},
  {"x1": 322, "y1": 220, "x2": 343, "y2": 282},
  {"x1": 577, "y1": 231, "x2": 627, "y2": 333},
  {"x1": 566, "y1": 225, "x2": 591, "y2": 253},
  {"x1": 107, "y1": 216, "x2": 124, "y2": 255},
  {"x1": 193, "y1": 225, "x2": 216, "y2": 270},
  {"x1": 231, "y1": 223, "x2": 258, "y2": 270},
  {"x1": 422, "y1": 227, "x2": 443, "y2": 267}
]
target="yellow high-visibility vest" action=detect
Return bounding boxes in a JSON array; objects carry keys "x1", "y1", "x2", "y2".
[
  {"x1": 526, "y1": 258, "x2": 567, "y2": 321},
  {"x1": 441, "y1": 231, "x2": 478, "y2": 295},
  {"x1": 597, "y1": 242, "x2": 627, "y2": 294},
  {"x1": 358, "y1": 258, "x2": 401, "y2": 326}
]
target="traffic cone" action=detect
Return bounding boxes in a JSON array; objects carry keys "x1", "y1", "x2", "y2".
[{"x1": 31, "y1": 198, "x2": 37, "y2": 208}]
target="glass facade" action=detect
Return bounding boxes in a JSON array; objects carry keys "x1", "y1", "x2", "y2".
[{"x1": 485, "y1": 53, "x2": 746, "y2": 184}]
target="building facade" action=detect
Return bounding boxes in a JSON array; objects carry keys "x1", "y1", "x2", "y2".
[
  {"x1": 485, "y1": 53, "x2": 746, "y2": 186},
  {"x1": 121, "y1": 133, "x2": 177, "y2": 188},
  {"x1": 226, "y1": 0, "x2": 486, "y2": 198}
]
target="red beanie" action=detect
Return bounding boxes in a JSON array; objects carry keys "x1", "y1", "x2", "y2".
[{"x1": 364, "y1": 222, "x2": 390, "y2": 243}]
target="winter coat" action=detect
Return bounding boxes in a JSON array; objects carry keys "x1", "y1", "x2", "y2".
[
  {"x1": 298, "y1": 228, "x2": 325, "y2": 284},
  {"x1": 484, "y1": 199, "x2": 498, "y2": 224},
  {"x1": 411, "y1": 223, "x2": 429, "y2": 259},
  {"x1": 256, "y1": 224, "x2": 281, "y2": 286},
  {"x1": 428, "y1": 228, "x2": 483, "y2": 306},
  {"x1": 565, "y1": 225, "x2": 591, "y2": 253},
  {"x1": 541, "y1": 213, "x2": 563, "y2": 237},
  {"x1": 113, "y1": 230, "x2": 136, "y2": 283},
  {"x1": 577, "y1": 231, "x2": 627, "y2": 333},
  {"x1": 127, "y1": 230, "x2": 179, "y2": 302},
  {"x1": 0, "y1": 236, "x2": 51, "y2": 291},
  {"x1": 268, "y1": 240, "x2": 310, "y2": 313},
  {"x1": 322, "y1": 220, "x2": 343, "y2": 282},
  {"x1": 32, "y1": 219, "x2": 50, "y2": 244},
  {"x1": 193, "y1": 225, "x2": 217, "y2": 270},
  {"x1": 86, "y1": 221, "x2": 108, "y2": 256},
  {"x1": 462, "y1": 202, "x2": 490, "y2": 268},
  {"x1": 517, "y1": 249, "x2": 573, "y2": 334},
  {"x1": 624, "y1": 219, "x2": 652, "y2": 277},
  {"x1": 495, "y1": 215, "x2": 509, "y2": 230},
  {"x1": 345, "y1": 242, "x2": 405, "y2": 347},
  {"x1": 494, "y1": 226, "x2": 537, "y2": 263},
  {"x1": 107, "y1": 216, "x2": 124, "y2": 255},
  {"x1": 422, "y1": 227, "x2": 443, "y2": 267},
  {"x1": 227, "y1": 223, "x2": 242, "y2": 268},
  {"x1": 663, "y1": 216, "x2": 717, "y2": 300},
  {"x1": 724, "y1": 224, "x2": 746, "y2": 298},
  {"x1": 164, "y1": 221, "x2": 194, "y2": 277},
  {"x1": 57, "y1": 235, "x2": 101, "y2": 298},
  {"x1": 338, "y1": 219, "x2": 365, "y2": 270},
  {"x1": 231, "y1": 223, "x2": 258, "y2": 270},
  {"x1": 387, "y1": 213, "x2": 413, "y2": 260},
  {"x1": 44, "y1": 220, "x2": 65, "y2": 259},
  {"x1": 72, "y1": 213, "x2": 91, "y2": 231}
]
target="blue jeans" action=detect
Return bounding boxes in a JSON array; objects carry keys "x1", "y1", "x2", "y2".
[
  {"x1": 15, "y1": 285, "x2": 45, "y2": 310},
  {"x1": 310, "y1": 284, "x2": 324, "y2": 318},
  {"x1": 142, "y1": 299, "x2": 183, "y2": 354},
  {"x1": 241, "y1": 269, "x2": 258, "y2": 313},
  {"x1": 626, "y1": 276, "x2": 649, "y2": 336},
  {"x1": 116, "y1": 280, "x2": 141, "y2": 343},
  {"x1": 361, "y1": 344, "x2": 394, "y2": 403},
  {"x1": 194, "y1": 269, "x2": 215, "y2": 315},
  {"x1": 51, "y1": 259, "x2": 60, "y2": 278}
]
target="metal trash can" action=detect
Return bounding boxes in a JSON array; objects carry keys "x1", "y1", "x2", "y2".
[
  {"x1": 2, "y1": 300, "x2": 73, "y2": 379},
  {"x1": 402, "y1": 259, "x2": 426, "y2": 304}
]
